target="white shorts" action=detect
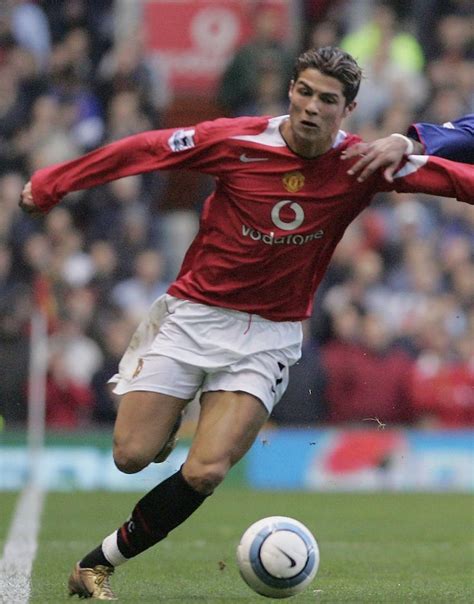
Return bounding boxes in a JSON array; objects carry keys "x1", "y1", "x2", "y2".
[{"x1": 109, "y1": 295, "x2": 302, "y2": 413}]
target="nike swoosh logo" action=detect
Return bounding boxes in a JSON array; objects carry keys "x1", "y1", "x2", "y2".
[
  {"x1": 240, "y1": 153, "x2": 269, "y2": 163},
  {"x1": 276, "y1": 547, "x2": 297, "y2": 568}
]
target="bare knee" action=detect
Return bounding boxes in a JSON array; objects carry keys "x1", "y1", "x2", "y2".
[
  {"x1": 182, "y1": 459, "x2": 230, "y2": 495},
  {"x1": 113, "y1": 441, "x2": 151, "y2": 474}
]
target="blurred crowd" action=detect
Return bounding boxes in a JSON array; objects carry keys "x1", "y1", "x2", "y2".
[{"x1": 0, "y1": 0, "x2": 473, "y2": 431}]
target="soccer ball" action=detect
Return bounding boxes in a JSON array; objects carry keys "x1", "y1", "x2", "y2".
[{"x1": 236, "y1": 516, "x2": 319, "y2": 599}]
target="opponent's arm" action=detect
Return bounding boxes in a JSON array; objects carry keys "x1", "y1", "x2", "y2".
[
  {"x1": 407, "y1": 114, "x2": 474, "y2": 164},
  {"x1": 343, "y1": 113, "x2": 474, "y2": 182},
  {"x1": 341, "y1": 134, "x2": 424, "y2": 183}
]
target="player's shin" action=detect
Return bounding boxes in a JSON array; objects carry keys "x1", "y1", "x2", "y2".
[{"x1": 79, "y1": 468, "x2": 209, "y2": 569}]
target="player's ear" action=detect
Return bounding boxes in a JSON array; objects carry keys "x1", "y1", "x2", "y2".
[{"x1": 342, "y1": 101, "x2": 357, "y2": 118}]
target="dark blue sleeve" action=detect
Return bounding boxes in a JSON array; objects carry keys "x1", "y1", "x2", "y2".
[{"x1": 407, "y1": 114, "x2": 474, "y2": 164}]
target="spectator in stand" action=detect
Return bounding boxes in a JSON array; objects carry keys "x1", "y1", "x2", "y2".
[
  {"x1": 9, "y1": 45, "x2": 49, "y2": 115},
  {"x1": 0, "y1": 0, "x2": 471, "y2": 436},
  {"x1": 105, "y1": 90, "x2": 152, "y2": 142},
  {"x1": 341, "y1": 111, "x2": 473, "y2": 425},
  {"x1": 96, "y1": 36, "x2": 169, "y2": 127},
  {"x1": 436, "y1": 195, "x2": 474, "y2": 242},
  {"x1": 217, "y1": 2, "x2": 294, "y2": 116},
  {"x1": 302, "y1": 0, "x2": 344, "y2": 23},
  {"x1": 61, "y1": 26, "x2": 94, "y2": 82},
  {"x1": 42, "y1": 0, "x2": 114, "y2": 67},
  {"x1": 111, "y1": 249, "x2": 168, "y2": 324},
  {"x1": 322, "y1": 247, "x2": 387, "y2": 323},
  {"x1": 0, "y1": 243, "x2": 14, "y2": 299},
  {"x1": 427, "y1": 13, "x2": 474, "y2": 97},
  {"x1": 304, "y1": 20, "x2": 340, "y2": 53},
  {"x1": 323, "y1": 311, "x2": 415, "y2": 424},
  {"x1": 410, "y1": 324, "x2": 474, "y2": 428},
  {"x1": 88, "y1": 240, "x2": 119, "y2": 305},
  {"x1": 57, "y1": 231, "x2": 94, "y2": 289},
  {"x1": 0, "y1": 171, "x2": 37, "y2": 255},
  {"x1": 91, "y1": 316, "x2": 135, "y2": 424},
  {"x1": 20, "y1": 94, "x2": 82, "y2": 171},
  {"x1": 63, "y1": 285, "x2": 98, "y2": 331},
  {"x1": 48, "y1": 315, "x2": 103, "y2": 386},
  {"x1": 0, "y1": 287, "x2": 30, "y2": 424},
  {"x1": 450, "y1": 260, "x2": 474, "y2": 311},
  {"x1": 45, "y1": 348, "x2": 93, "y2": 429},
  {"x1": 409, "y1": 0, "x2": 474, "y2": 62},
  {"x1": 47, "y1": 32, "x2": 104, "y2": 150},
  {"x1": 244, "y1": 66, "x2": 289, "y2": 118},
  {"x1": 20, "y1": 232, "x2": 53, "y2": 283},
  {"x1": 422, "y1": 88, "x2": 470, "y2": 126},
  {"x1": 0, "y1": 62, "x2": 31, "y2": 149},
  {"x1": 270, "y1": 321, "x2": 328, "y2": 426},
  {"x1": 9, "y1": 0, "x2": 52, "y2": 71},
  {"x1": 341, "y1": 3, "x2": 427, "y2": 130},
  {"x1": 73, "y1": 175, "x2": 152, "y2": 255},
  {"x1": 341, "y1": 2, "x2": 425, "y2": 74},
  {"x1": 44, "y1": 205, "x2": 76, "y2": 248},
  {"x1": 40, "y1": 206, "x2": 94, "y2": 288}
]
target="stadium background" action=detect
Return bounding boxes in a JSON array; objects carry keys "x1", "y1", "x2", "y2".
[
  {"x1": 0, "y1": 1, "x2": 473, "y2": 602},
  {"x1": 0, "y1": 0, "x2": 473, "y2": 489}
]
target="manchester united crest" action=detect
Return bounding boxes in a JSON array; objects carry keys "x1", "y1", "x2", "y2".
[{"x1": 283, "y1": 171, "x2": 305, "y2": 193}]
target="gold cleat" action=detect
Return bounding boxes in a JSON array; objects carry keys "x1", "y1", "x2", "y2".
[{"x1": 68, "y1": 563, "x2": 117, "y2": 600}]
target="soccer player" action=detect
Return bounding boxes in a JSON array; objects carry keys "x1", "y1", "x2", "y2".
[
  {"x1": 342, "y1": 114, "x2": 474, "y2": 182},
  {"x1": 19, "y1": 47, "x2": 473, "y2": 600}
]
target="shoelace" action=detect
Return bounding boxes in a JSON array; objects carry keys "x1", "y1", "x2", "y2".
[{"x1": 94, "y1": 566, "x2": 115, "y2": 597}]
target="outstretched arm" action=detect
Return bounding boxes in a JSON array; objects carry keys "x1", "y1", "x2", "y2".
[
  {"x1": 18, "y1": 117, "x2": 248, "y2": 215},
  {"x1": 343, "y1": 113, "x2": 474, "y2": 182},
  {"x1": 407, "y1": 114, "x2": 474, "y2": 164},
  {"x1": 19, "y1": 131, "x2": 166, "y2": 214}
]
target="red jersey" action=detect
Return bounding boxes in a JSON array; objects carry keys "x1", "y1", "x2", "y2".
[{"x1": 31, "y1": 115, "x2": 474, "y2": 321}]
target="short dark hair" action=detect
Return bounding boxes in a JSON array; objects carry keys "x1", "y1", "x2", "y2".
[{"x1": 293, "y1": 46, "x2": 362, "y2": 104}]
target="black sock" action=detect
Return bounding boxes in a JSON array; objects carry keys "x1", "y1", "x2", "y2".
[
  {"x1": 79, "y1": 545, "x2": 113, "y2": 569},
  {"x1": 116, "y1": 468, "x2": 208, "y2": 559}
]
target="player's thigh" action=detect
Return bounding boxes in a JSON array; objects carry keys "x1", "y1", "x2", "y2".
[
  {"x1": 184, "y1": 390, "x2": 268, "y2": 475},
  {"x1": 113, "y1": 390, "x2": 188, "y2": 461},
  {"x1": 113, "y1": 353, "x2": 205, "y2": 462}
]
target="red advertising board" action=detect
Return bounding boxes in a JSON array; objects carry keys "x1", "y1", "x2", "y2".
[{"x1": 143, "y1": 0, "x2": 292, "y2": 95}]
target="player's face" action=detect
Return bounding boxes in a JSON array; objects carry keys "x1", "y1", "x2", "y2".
[{"x1": 284, "y1": 68, "x2": 356, "y2": 158}]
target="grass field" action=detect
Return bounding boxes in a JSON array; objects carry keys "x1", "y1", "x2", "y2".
[{"x1": 1, "y1": 489, "x2": 473, "y2": 603}]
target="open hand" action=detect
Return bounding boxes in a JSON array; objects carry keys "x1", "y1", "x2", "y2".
[{"x1": 342, "y1": 135, "x2": 422, "y2": 183}]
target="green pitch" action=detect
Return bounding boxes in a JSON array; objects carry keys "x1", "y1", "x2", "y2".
[{"x1": 2, "y1": 489, "x2": 473, "y2": 602}]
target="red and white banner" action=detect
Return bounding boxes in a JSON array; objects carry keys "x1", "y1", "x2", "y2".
[{"x1": 143, "y1": 0, "x2": 292, "y2": 95}]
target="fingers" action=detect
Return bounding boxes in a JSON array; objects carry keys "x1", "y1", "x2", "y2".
[
  {"x1": 19, "y1": 181, "x2": 44, "y2": 216},
  {"x1": 344, "y1": 145, "x2": 403, "y2": 183},
  {"x1": 346, "y1": 152, "x2": 383, "y2": 182},
  {"x1": 383, "y1": 166, "x2": 396, "y2": 183},
  {"x1": 343, "y1": 134, "x2": 410, "y2": 183},
  {"x1": 341, "y1": 142, "x2": 370, "y2": 159},
  {"x1": 21, "y1": 181, "x2": 33, "y2": 203},
  {"x1": 18, "y1": 198, "x2": 43, "y2": 216},
  {"x1": 342, "y1": 144, "x2": 385, "y2": 182},
  {"x1": 349, "y1": 155, "x2": 399, "y2": 183}
]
